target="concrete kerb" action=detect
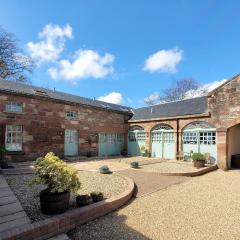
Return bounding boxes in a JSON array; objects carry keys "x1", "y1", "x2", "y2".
[
  {"x1": 1, "y1": 175, "x2": 135, "y2": 240},
  {"x1": 130, "y1": 164, "x2": 218, "y2": 177}
]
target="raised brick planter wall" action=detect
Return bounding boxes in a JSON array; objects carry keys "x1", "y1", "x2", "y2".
[{"x1": 0, "y1": 175, "x2": 134, "y2": 240}]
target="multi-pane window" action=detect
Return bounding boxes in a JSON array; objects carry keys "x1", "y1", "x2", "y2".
[
  {"x1": 128, "y1": 131, "x2": 146, "y2": 142},
  {"x1": 66, "y1": 111, "x2": 78, "y2": 120},
  {"x1": 164, "y1": 132, "x2": 174, "y2": 143},
  {"x1": 5, "y1": 125, "x2": 22, "y2": 151},
  {"x1": 5, "y1": 102, "x2": 23, "y2": 113},
  {"x1": 200, "y1": 131, "x2": 216, "y2": 145},
  {"x1": 152, "y1": 132, "x2": 162, "y2": 143},
  {"x1": 183, "y1": 131, "x2": 216, "y2": 145},
  {"x1": 182, "y1": 132, "x2": 198, "y2": 144}
]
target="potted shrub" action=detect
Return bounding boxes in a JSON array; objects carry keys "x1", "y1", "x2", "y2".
[
  {"x1": 99, "y1": 165, "x2": 111, "y2": 174},
  {"x1": 76, "y1": 194, "x2": 92, "y2": 207},
  {"x1": 90, "y1": 191, "x2": 104, "y2": 202},
  {"x1": 140, "y1": 146, "x2": 146, "y2": 156},
  {"x1": 32, "y1": 152, "x2": 81, "y2": 214},
  {"x1": 121, "y1": 149, "x2": 128, "y2": 157},
  {"x1": 192, "y1": 153, "x2": 206, "y2": 169},
  {"x1": 130, "y1": 161, "x2": 139, "y2": 169}
]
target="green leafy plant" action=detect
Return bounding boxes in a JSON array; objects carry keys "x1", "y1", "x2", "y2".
[
  {"x1": 192, "y1": 153, "x2": 206, "y2": 162},
  {"x1": 31, "y1": 152, "x2": 81, "y2": 193},
  {"x1": 90, "y1": 191, "x2": 104, "y2": 202},
  {"x1": 140, "y1": 145, "x2": 145, "y2": 155},
  {"x1": 99, "y1": 165, "x2": 111, "y2": 174},
  {"x1": 130, "y1": 161, "x2": 139, "y2": 169}
]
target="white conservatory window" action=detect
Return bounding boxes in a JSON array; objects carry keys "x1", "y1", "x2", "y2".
[
  {"x1": 5, "y1": 125, "x2": 23, "y2": 151},
  {"x1": 6, "y1": 102, "x2": 23, "y2": 113}
]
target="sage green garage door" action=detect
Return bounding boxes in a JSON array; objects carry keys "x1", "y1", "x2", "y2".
[
  {"x1": 151, "y1": 124, "x2": 175, "y2": 159},
  {"x1": 98, "y1": 133, "x2": 124, "y2": 157},
  {"x1": 128, "y1": 127, "x2": 146, "y2": 156},
  {"x1": 182, "y1": 122, "x2": 217, "y2": 163}
]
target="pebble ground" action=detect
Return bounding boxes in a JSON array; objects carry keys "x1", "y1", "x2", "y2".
[{"x1": 69, "y1": 170, "x2": 240, "y2": 240}]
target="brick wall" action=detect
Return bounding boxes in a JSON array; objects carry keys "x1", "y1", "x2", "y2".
[{"x1": 0, "y1": 92, "x2": 130, "y2": 161}]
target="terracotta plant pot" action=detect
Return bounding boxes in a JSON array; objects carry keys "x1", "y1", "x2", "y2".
[
  {"x1": 40, "y1": 189, "x2": 70, "y2": 214},
  {"x1": 194, "y1": 160, "x2": 205, "y2": 169}
]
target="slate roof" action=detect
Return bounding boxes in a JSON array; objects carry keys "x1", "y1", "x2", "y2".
[
  {"x1": 130, "y1": 96, "x2": 208, "y2": 121},
  {"x1": 0, "y1": 80, "x2": 132, "y2": 114}
]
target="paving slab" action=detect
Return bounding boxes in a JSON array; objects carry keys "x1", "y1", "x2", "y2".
[
  {"x1": 0, "y1": 174, "x2": 30, "y2": 235},
  {"x1": 119, "y1": 169, "x2": 188, "y2": 197}
]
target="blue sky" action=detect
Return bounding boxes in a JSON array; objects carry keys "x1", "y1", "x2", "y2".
[{"x1": 1, "y1": 0, "x2": 240, "y2": 107}]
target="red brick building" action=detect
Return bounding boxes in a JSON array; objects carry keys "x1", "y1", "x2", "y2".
[{"x1": 1, "y1": 74, "x2": 240, "y2": 169}]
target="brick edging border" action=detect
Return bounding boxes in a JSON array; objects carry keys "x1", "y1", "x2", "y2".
[
  {"x1": 1, "y1": 175, "x2": 135, "y2": 240},
  {"x1": 135, "y1": 164, "x2": 218, "y2": 177}
]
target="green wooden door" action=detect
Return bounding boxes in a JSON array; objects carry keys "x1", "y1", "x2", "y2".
[
  {"x1": 128, "y1": 128, "x2": 146, "y2": 156},
  {"x1": 64, "y1": 129, "x2": 78, "y2": 156},
  {"x1": 182, "y1": 122, "x2": 217, "y2": 163},
  {"x1": 151, "y1": 124, "x2": 175, "y2": 159},
  {"x1": 99, "y1": 133, "x2": 123, "y2": 157}
]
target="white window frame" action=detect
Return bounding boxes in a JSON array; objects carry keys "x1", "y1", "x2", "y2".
[
  {"x1": 5, "y1": 102, "x2": 23, "y2": 113},
  {"x1": 5, "y1": 125, "x2": 23, "y2": 151},
  {"x1": 66, "y1": 111, "x2": 78, "y2": 120}
]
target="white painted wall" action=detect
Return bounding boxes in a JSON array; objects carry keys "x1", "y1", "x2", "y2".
[{"x1": 228, "y1": 124, "x2": 240, "y2": 166}]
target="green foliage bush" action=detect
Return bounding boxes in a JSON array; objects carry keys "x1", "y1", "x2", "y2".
[
  {"x1": 99, "y1": 165, "x2": 111, "y2": 174},
  {"x1": 192, "y1": 153, "x2": 206, "y2": 162},
  {"x1": 32, "y1": 152, "x2": 81, "y2": 193},
  {"x1": 130, "y1": 161, "x2": 139, "y2": 169}
]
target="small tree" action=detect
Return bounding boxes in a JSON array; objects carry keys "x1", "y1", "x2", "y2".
[
  {"x1": 163, "y1": 78, "x2": 200, "y2": 102},
  {"x1": 0, "y1": 26, "x2": 34, "y2": 83},
  {"x1": 144, "y1": 78, "x2": 200, "y2": 105}
]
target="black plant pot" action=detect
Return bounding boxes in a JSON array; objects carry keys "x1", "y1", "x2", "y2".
[
  {"x1": 76, "y1": 194, "x2": 92, "y2": 207},
  {"x1": 40, "y1": 189, "x2": 70, "y2": 215},
  {"x1": 91, "y1": 193, "x2": 104, "y2": 203}
]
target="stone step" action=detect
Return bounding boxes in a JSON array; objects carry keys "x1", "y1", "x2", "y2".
[
  {"x1": 0, "y1": 195, "x2": 18, "y2": 206},
  {"x1": 0, "y1": 202, "x2": 23, "y2": 217},
  {"x1": 0, "y1": 216, "x2": 30, "y2": 233},
  {"x1": 0, "y1": 211, "x2": 27, "y2": 224}
]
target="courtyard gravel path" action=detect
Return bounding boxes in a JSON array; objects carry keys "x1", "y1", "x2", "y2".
[
  {"x1": 141, "y1": 161, "x2": 196, "y2": 173},
  {"x1": 5, "y1": 171, "x2": 129, "y2": 222},
  {"x1": 68, "y1": 170, "x2": 240, "y2": 240}
]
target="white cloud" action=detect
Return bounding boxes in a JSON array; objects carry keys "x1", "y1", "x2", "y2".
[
  {"x1": 143, "y1": 47, "x2": 183, "y2": 73},
  {"x1": 48, "y1": 49, "x2": 114, "y2": 83},
  {"x1": 185, "y1": 79, "x2": 227, "y2": 98},
  {"x1": 26, "y1": 23, "x2": 72, "y2": 63},
  {"x1": 98, "y1": 92, "x2": 123, "y2": 104},
  {"x1": 144, "y1": 92, "x2": 161, "y2": 105}
]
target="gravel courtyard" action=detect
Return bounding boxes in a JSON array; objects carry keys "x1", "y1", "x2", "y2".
[
  {"x1": 5, "y1": 171, "x2": 129, "y2": 222},
  {"x1": 141, "y1": 161, "x2": 196, "y2": 173},
  {"x1": 69, "y1": 170, "x2": 240, "y2": 240}
]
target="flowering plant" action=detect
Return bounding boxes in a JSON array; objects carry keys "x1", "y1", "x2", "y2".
[{"x1": 32, "y1": 152, "x2": 81, "y2": 193}]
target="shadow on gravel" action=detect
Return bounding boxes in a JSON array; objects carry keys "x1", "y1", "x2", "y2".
[{"x1": 68, "y1": 214, "x2": 151, "y2": 240}]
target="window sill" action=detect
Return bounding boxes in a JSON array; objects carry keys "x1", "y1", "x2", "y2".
[
  {"x1": 3, "y1": 111, "x2": 23, "y2": 114},
  {"x1": 6, "y1": 151, "x2": 25, "y2": 155}
]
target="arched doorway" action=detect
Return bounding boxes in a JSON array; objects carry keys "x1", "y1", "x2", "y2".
[
  {"x1": 182, "y1": 121, "x2": 217, "y2": 163},
  {"x1": 151, "y1": 124, "x2": 175, "y2": 159},
  {"x1": 228, "y1": 124, "x2": 240, "y2": 168},
  {"x1": 128, "y1": 126, "x2": 146, "y2": 156}
]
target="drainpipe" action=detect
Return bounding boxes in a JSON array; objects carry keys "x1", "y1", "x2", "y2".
[{"x1": 176, "y1": 119, "x2": 179, "y2": 153}]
